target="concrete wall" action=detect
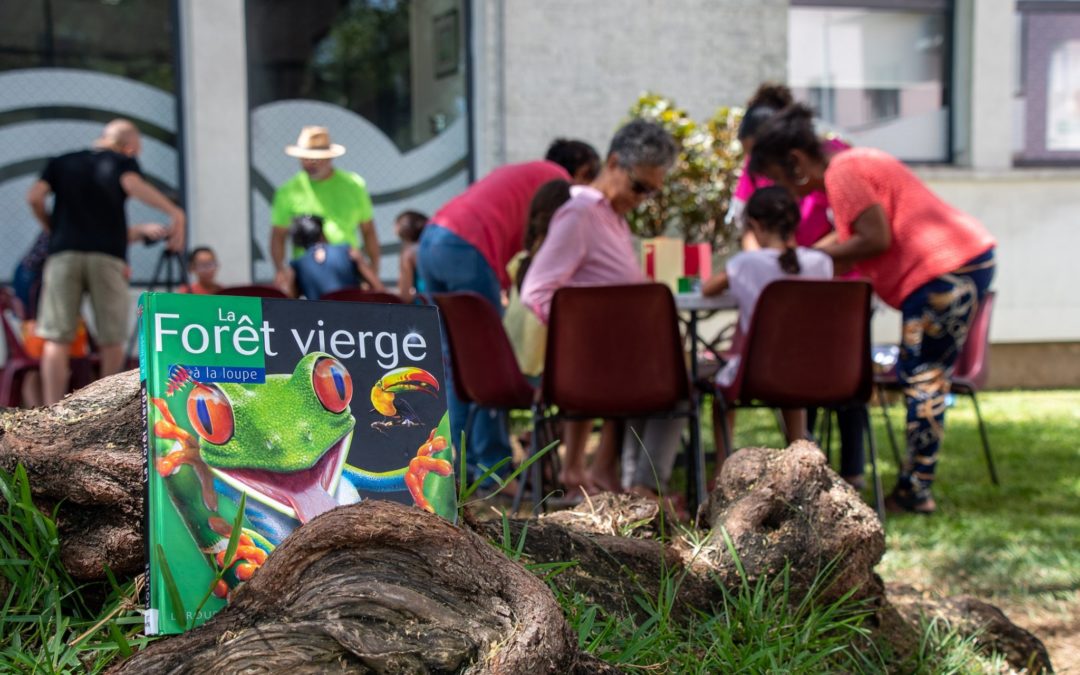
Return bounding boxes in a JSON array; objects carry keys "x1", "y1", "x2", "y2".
[
  {"x1": 471, "y1": 0, "x2": 788, "y2": 175},
  {"x1": 179, "y1": 0, "x2": 250, "y2": 286}
]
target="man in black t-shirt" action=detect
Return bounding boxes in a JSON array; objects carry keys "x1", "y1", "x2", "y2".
[{"x1": 27, "y1": 119, "x2": 186, "y2": 404}]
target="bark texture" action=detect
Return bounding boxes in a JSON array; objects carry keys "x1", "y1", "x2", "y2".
[
  {"x1": 111, "y1": 500, "x2": 607, "y2": 674},
  {"x1": 888, "y1": 583, "x2": 1055, "y2": 673},
  {"x1": 0, "y1": 371, "x2": 1053, "y2": 672},
  {"x1": 686, "y1": 441, "x2": 885, "y2": 604},
  {"x1": 0, "y1": 371, "x2": 144, "y2": 579}
]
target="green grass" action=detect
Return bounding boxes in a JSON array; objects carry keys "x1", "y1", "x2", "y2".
[
  {"x1": 2, "y1": 390, "x2": 1074, "y2": 671},
  {"x1": 703, "y1": 390, "x2": 1080, "y2": 607},
  {"x1": 0, "y1": 465, "x2": 149, "y2": 673}
]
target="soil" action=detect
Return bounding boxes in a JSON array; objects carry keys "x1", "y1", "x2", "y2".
[{"x1": 999, "y1": 594, "x2": 1080, "y2": 674}]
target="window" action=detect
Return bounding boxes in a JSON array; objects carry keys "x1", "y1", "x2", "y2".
[
  {"x1": 788, "y1": 1, "x2": 952, "y2": 162},
  {"x1": 246, "y1": 0, "x2": 472, "y2": 282},
  {"x1": 1015, "y1": 2, "x2": 1080, "y2": 164},
  {"x1": 0, "y1": 1, "x2": 181, "y2": 284}
]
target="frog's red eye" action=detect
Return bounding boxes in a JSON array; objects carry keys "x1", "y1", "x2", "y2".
[
  {"x1": 187, "y1": 385, "x2": 234, "y2": 445},
  {"x1": 313, "y1": 357, "x2": 352, "y2": 413}
]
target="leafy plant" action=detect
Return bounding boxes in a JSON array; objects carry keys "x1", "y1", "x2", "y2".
[{"x1": 624, "y1": 93, "x2": 745, "y2": 257}]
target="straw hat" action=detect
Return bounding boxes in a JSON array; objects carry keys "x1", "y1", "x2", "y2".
[{"x1": 285, "y1": 126, "x2": 346, "y2": 159}]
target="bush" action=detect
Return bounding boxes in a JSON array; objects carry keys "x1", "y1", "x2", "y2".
[{"x1": 624, "y1": 93, "x2": 745, "y2": 258}]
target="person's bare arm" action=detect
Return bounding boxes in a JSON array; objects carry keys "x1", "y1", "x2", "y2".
[
  {"x1": 812, "y1": 230, "x2": 838, "y2": 249},
  {"x1": 26, "y1": 180, "x2": 52, "y2": 232},
  {"x1": 398, "y1": 247, "x2": 416, "y2": 298},
  {"x1": 350, "y1": 248, "x2": 386, "y2": 291},
  {"x1": 702, "y1": 270, "x2": 730, "y2": 296},
  {"x1": 119, "y1": 172, "x2": 186, "y2": 251},
  {"x1": 821, "y1": 204, "x2": 890, "y2": 272},
  {"x1": 359, "y1": 220, "x2": 380, "y2": 272},
  {"x1": 270, "y1": 227, "x2": 294, "y2": 292},
  {"x1": 127, "y1": 223, "x2": 168, "y2": 242}
]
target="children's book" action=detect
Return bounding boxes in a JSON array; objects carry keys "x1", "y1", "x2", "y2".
[{"x1": 138, "y1": 293, "x2": 456, "y2": 634}]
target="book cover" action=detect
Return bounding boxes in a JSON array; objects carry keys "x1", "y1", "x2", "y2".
[{"x1": 139, "y1": 293, "x2": 456, "y2": 634}]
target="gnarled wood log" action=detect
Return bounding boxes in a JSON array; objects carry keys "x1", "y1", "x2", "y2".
[
  {"x1": 888, "y1": 583, "x2": 1054, "y2": 673},
  {"x1": 111, "y1": 500, "x2": 614, "y2": 674},
  {"x1": 0, "y1": 371, "x2": 144, "y2": 579},
  {"x1": 684, "y1": 441, "x2": 885, "y2": 604},
  {"x1": 0, "y1": 372, "x2": 1052, "y2": 672}
]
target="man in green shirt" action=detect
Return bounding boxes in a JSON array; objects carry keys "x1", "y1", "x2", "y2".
[{"x1": 270, "y1": 126, "x2": 381, "y2": 292}]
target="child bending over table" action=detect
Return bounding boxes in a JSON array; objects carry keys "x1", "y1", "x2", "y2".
[{"x1": 702, "y1": 185, "x2": 833, "y2": 463}]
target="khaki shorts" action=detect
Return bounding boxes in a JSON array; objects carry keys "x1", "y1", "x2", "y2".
[{"x1": 36, "y1": 251, "x2": 129, "y2": 345}]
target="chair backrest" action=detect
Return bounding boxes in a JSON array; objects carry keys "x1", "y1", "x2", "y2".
[
  {"x1": 953, "y1": 290, "x2": 995, "y2": 390},
  {"x1": 543, "y1": 283, "x2": 689, "y2": 417},
  {"x1": 215, "y1": 285, "x2": 289, "y2": 299},
  {"x1": 432, "y1": 292, "x2": 536, "y2": 410},
  {"x1": 0, "y1": 288, "x2": 31, "y2": 362},
  {"x1": 731, "y1": 279, "x2": 873, "y2": 407},
  {"x1": 319, "y1": 288, "x2": 405, "y2": 304}
]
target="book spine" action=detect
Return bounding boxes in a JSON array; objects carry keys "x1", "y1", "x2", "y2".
[{"x1": 138, "y1": 293, "x2": 159, "y2": 635}]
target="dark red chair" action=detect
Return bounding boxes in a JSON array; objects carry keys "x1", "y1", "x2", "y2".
[
  {"x1": 0, "y1": 288, "x2": 98, "y2": 407},
  {"x1": 540, "y1": 284, "x2": 704, "y2": 511},
  {"x1": 875, "y1": 290, "x2": 999, "y2": 485},
  {"x1": 0, "y1": 288, "x2": 41, "y2": 407},
  {"x1": 711, "y1": 279, "x2": 884, "y2": 519},
  {"x1": 319, "y1": 288, "x2": 405, "y2": 304},
  {"x1": 216, "y1": 285, "x2": 288, "y2": 299},
  {"x1": 432, "y1": 292, "x2": 553, "y2": 509}
]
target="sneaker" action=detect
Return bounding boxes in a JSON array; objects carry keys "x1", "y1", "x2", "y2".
[{"x1": 884, "y1": 485, "x2": 935, "y2": 514}]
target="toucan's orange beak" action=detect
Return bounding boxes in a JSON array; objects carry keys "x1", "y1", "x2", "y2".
[{"x1": 376, "y1": 367, "x2": 439, "y2": 395}]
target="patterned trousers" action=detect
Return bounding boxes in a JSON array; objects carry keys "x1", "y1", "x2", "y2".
[{"x1": 897, "y1": 248, "x2": 995, "y2": 497}]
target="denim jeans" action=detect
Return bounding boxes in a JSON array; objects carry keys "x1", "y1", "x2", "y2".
[{"x1": 417, "y1": 225, "x2": 512, "y2": 483}]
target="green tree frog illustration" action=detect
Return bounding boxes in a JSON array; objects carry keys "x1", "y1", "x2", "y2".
[{"x1": 150, "y1": 351, "x2": 452, "y2": 598}]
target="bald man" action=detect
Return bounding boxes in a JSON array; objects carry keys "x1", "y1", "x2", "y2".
[{"x1": 27, "y1": 119, "x2": 186, "y2": 404}]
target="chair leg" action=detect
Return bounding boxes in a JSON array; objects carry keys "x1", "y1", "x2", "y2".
[
  {"x1": 822, "y1": 408, "x2": 833, "y2": 466},
  {"x1": 527, "y1": 403, "x2": 549, "y2": 512},
  {"x1": 878, "y1": 385, "x2": 903, "y2": 468},
  {"x1": 714, "y1": 398, "x2": 733, "y2": 461},
  {"x1": 773, "y1": 409, "x2": 788, "y2": 444},
  {"x1": 686, "y1": 404, "x2": 705, "y2": 515},
  {"x1": 968, "y1": 391, "x2": 999, "y2": 486},
  {"x1": 862, "y1": 405, "x2": 885, "y2": 522}
]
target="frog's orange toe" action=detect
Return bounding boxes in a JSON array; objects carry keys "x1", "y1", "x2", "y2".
[
  {"x1": 212, "y1": 580, "x2": 229, "y2": 599},
  {"x1": 235, "y1": 563, "x2": 257, "y2": 581}
]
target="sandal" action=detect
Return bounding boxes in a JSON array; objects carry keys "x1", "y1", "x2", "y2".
[{"x1": 884, "y1": 485, "x2": 936, "y2": 514}]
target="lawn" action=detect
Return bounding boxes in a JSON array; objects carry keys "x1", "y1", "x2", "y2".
[
  {"x1": 712, "y1": 389, "x2": 1080, "y2": 671},
  {"x1": 2, "y1": 390, "x2": 1076, "y2": 672}
]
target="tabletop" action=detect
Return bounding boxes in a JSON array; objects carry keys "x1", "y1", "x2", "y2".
[{"x1": 674, "y1": 292, "x2": 737, "y2": 312}]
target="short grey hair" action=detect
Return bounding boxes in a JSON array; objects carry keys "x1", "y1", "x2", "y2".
[{"x1": 608, "y1": 119, "x2": 678, "y2": 170}]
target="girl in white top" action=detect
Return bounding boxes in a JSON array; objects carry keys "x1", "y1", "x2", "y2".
[{"x1": 702, "y1": 185, "x2": 833, "y2": 457}]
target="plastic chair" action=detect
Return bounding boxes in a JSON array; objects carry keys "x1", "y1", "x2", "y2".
[
  {"x1": 710, "y1": 279, "x2": 884, "y2": 519},
  {"x1": 432, "y1": 292, "x2": 554, "y2": 510},
  {"x1": 319, "y1": 288, "x2": 405, "y2": 304},
  {"x1": 875, "y1": 291, "x2": 999, "y2": 485},
  {"x1": 216, "y1": 285, "x2": 288, "y2": 299},
  {"x1": 0, "y1": 288, "x2": 40, "y2": 407},
  {"x1": 539, "y1": 283, "x2": 704, "y2": 511}
]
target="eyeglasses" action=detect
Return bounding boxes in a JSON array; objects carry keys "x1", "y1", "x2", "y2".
[
  {"x1": 627, "y1": 169, "x2": 661, "y2": 197},
  {"x1": 193, "y1": 262, "x2": 218, "y2": 272}
]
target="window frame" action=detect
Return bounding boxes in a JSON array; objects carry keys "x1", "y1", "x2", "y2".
[
  {"x1": 789, "y1": 0, "x2": 956, "y2": 165},
  {"x1": 1014, "y1": 1, "x2": 1080, "y2": 166}
]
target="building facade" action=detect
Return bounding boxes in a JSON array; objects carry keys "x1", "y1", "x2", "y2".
[{"x1": 0, "y1": 0, "x2": 1076, "y2": 386}]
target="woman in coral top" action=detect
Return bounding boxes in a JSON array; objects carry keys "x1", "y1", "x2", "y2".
[{"x1": 748, "y1": 104, "x2": 996, "y2": 514}]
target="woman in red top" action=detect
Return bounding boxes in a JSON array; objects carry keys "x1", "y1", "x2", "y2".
[{"x1": 748, "y1": 104, "x2": 996, "y2": 514}]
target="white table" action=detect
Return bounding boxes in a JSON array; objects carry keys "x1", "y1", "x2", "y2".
[{"x1": 674, "y1": 292, "x2": 737, "y2": 508}]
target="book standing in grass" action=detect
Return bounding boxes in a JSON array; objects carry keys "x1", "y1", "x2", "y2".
[{"x1": 138, "y1": 293, "x2": 456, "y2": 634}]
